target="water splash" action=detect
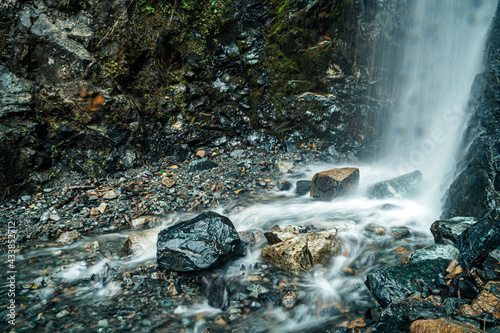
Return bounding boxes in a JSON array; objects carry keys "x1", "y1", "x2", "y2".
[{"x1": 378, "y1": 0, "x2": 497, "y2": 216}]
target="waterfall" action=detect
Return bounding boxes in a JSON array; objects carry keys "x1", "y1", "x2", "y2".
[{"x1": 378, "y1": 0, "x2": 498, "y2": 215}]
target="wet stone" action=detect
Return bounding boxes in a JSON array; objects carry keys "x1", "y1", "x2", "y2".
[
  {"x1": 367, "y1": 170, "x2": 422, "y2": 199},
  {"x1": 282, "y1": 291, "x2": 297, "y2": 309},
  {"x1": 247, "y1": 282, "x2": 269, "y2": 297},
  {"x1": 371, "y1": 297, "x2": 445, "y2": 332},
  {"x1": 277, "y1": 179, "x2": 292, "y2": 191},
  {"x1": 431, "y1": 216, "x2": 478, "y2": 245},
  {"x1": 348, "y1": 318, "x2": 367, "y2": 329},
  {"x1": 410, "y1": 244, "x2": 459, "y2": 262},
  {"x1": 201, "y1": 275, "x2": 230, "y2": 310},
  {"x1": 381, "y1": 203, "x2": 401, "y2": 210},
  {"x1": 365, "y1": 259, "x2": 448, "y2": 308},
  {"x1": 390, "y1": 226, "x2": 411, "y2": 239},
  {"x1": 311, "y1": 168, "x2": 360, "y2": 201},
  {"x1": 275, "y1": 161, "x2": 294, "y2": 173},
  {"x1": 55, "y1": 310, "x2": 70, "y2": 320},
  {"x1": 168, "y1": 281, "x2": 181, "y2": 296},
  {"x1": 188, "y1": 158, "x2": 218, "y2": 172},
  {"x1": 456, "y1": 211, "x2": 500, "y2": 268},
  {"x1": 56, "y1": 231, "x2": 81, "y2": 244},
  {"x1": 410, "y1": 318, "x2": 483, "y2": 333},
  {"x1": 162, "y1": 177, "x2": 176, "y2": 188},
  {"x1": 123, "y1": 229, "x2": 160, "y2": 255},
  {"x1": 130, "y1": 216, "x2": 160, "y2": 229},
  {"x1": 102, "y1": 190, "x2": 118, "y2": 200},
  {"x1": 458, "y1": 281, "x2": 500, "y2": 324},
  {"x1": 295, "y1": 180, "x2": 311, "y2": 196},
  {"x1": 97, "y1": 202, "x2": 108, "y2": 214},
  {"x1": 261, "y1": 229, "x2": 341, "y2": 273},
  {"x1": 485, "y1": 249, "x2": 500, "y2": 273},
  {"x1": 365, "y1": 224, "x2": 387, "y2": 236},
  {"x1": 442, "y1": 297, "x2": 468, "y2": 316},
  {"x1": 157, "y1": 212, "x2": 245, "y2": 271}
]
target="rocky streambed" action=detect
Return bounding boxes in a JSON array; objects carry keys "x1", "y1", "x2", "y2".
[{"x1": 1, "y1": 146, "x2": 500, "y2": 333}]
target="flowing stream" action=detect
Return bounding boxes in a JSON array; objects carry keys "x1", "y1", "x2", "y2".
[{"x1": 7, "y1": 1, "x2": 499, "y2": 332}]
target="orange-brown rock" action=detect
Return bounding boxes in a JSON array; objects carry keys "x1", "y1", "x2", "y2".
[
  {"x1": 311, "y1": 168, "x2": 359, "y2": 201},
  {"x1": 348, "y1": 318, "x2": 367, "y2": 329},
  {"x1": 261, "y1": 229, "x2": 341, "y2": 273},
  {"x1": 196, "y1": 150, "x2": 207, "y2": 158},
  {"x1": 410, "y1": 318, "x2": 482, "y2": 333},
  {"x1": 457, "y1": 280, "x2": 500, "y2": 321}
]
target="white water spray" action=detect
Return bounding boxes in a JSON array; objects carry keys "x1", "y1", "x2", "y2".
[{"x1": 380, "y1": 0, "x2": 497, "y2": 216}]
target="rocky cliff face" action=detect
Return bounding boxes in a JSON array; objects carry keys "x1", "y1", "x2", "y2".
[
  {"x1": 441, "y1": 1, "x2": 500, "y2": 219},
  {"x1": 0, "y1": 0, "x2": 406, "y2": 200}
]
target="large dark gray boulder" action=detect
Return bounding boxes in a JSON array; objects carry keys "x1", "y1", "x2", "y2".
[
  {"x1": 369, "y1": 297, "x2": 445, "y2": 333},
  {"x1": 456, "y1": 209, "x2": 500, "y2": 268},
  {"x1": 365, "y1": 259, "x2": 448, "y2": 308},
  {"x1": 367, "y1": 170, "x2": 422, "y2": 199},
  {"x1": 157, "y1": 212, "x2": 245, "y2": 272}
]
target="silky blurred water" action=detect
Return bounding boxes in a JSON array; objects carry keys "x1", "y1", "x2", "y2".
[{"x1": 7, "y1": 1, "x2": 499, "y2": 332}]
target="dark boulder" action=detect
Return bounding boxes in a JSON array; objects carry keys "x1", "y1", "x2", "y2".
[
  {"x1": 295, "y1": 180, "x2": 311, "y2": 196},
  {"x1": 370, "y1": 296, "x2": 445, "y2": 333},
  {"x1": 310, "y1": 168, "x2": 360, "y2": 201},
  {"x1": 446, "y1": 277, "x2": 480, "y2": 300},
  {"x1": 365, "y1": 259, "x2": 449, "y2": 308},
  {"x1": 431, "y1": 217, "x2": 478, "y2": 245},
  {"x1": 277, "y1": 180, "x2": 292, "y2": 191},
  {"x1": 456, "y1": 210, "x2": 500, "y2": 268},
  {"x1": 367, "y1": 170, "x2": 422, "y2": 199},
  {"x1": 157, "y1": 212, "x2": 245, "y2": 272},
  {"x1": 409, "y1": 244, "x2": 459, "y2": 262}
]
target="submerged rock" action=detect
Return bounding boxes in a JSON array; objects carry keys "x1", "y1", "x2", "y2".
[
  {"x1": 277, "y1": 180, "x2": 292, "y2": 191},
  {"x1": 200, "y1": 275, "x2": 230, "y2": 310},
  {"x1": 295, "y1": 180, "x2": 312, "y2": 196},
  {"x1": 261, "y1": 228, "x2": 341, "y2": 273},
  {"x1": 365, "y1": 259, "x2": 448, "y2": 308},
  {"x1": 367, "y1": 170, "x2": 422, "y2": 199},
  {"x1": 456, "y1": 210, "x2": 500, "y2": 268},
  {"x1": 310, "y1": 168, "x2": 359, "y2": 201},
  {"x1": 156, "y1": 212, "x2": 245, "y2": 272},
  {"x1": 365, "y1": 224, "x2": 387, "y2": 236}
]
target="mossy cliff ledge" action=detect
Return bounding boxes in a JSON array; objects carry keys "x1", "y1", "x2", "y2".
[{"x1": 0, "y1": 0, "x2": 404, "y2": 199}]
